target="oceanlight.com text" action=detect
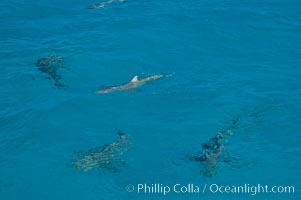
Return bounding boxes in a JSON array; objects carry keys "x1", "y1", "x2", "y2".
[{"x1": 208, "y1": 183, "x2": 295, "y2": 195}]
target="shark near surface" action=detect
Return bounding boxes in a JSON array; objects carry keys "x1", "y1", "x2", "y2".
[{"x1": 95, "y1": 74, "x2": 172, "y2": 94}]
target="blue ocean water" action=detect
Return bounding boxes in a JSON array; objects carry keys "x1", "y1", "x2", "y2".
[{"x1": 0, "y1": 0, "x2": 300, "y2": 199}]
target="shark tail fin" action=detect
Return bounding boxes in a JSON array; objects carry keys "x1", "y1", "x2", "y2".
[
  {"x1": 116, "y1": 130, "x2": 125, "y2": 137},
  {"x1": 116, "y1": 130, "x2": 126, "y2": 140}
]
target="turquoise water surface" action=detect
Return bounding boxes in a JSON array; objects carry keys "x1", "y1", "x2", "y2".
[{"x1": 0, "y1": 0, "x2": 300, "y2": 199}]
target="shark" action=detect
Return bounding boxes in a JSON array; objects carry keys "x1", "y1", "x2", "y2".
[
  {"x1": 72, "y1": 131, "x2": 131, "y2": 172},
  {"x1": 35, "y1": 56, "x2": 65, "y2": 87},
  {"x1": 95, "y1": 74, "x2": 172, "y2": 94},
  {"x1": 190, "y1": 117, "x2": 240, "y2": 177},
  {"x1": 88, "y1": 0, "x2": 125, "y2": 9}
]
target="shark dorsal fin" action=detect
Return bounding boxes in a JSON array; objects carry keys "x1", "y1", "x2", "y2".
[{"x1": 131, "y1": 75, "x2": 138, "y2": 82}]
